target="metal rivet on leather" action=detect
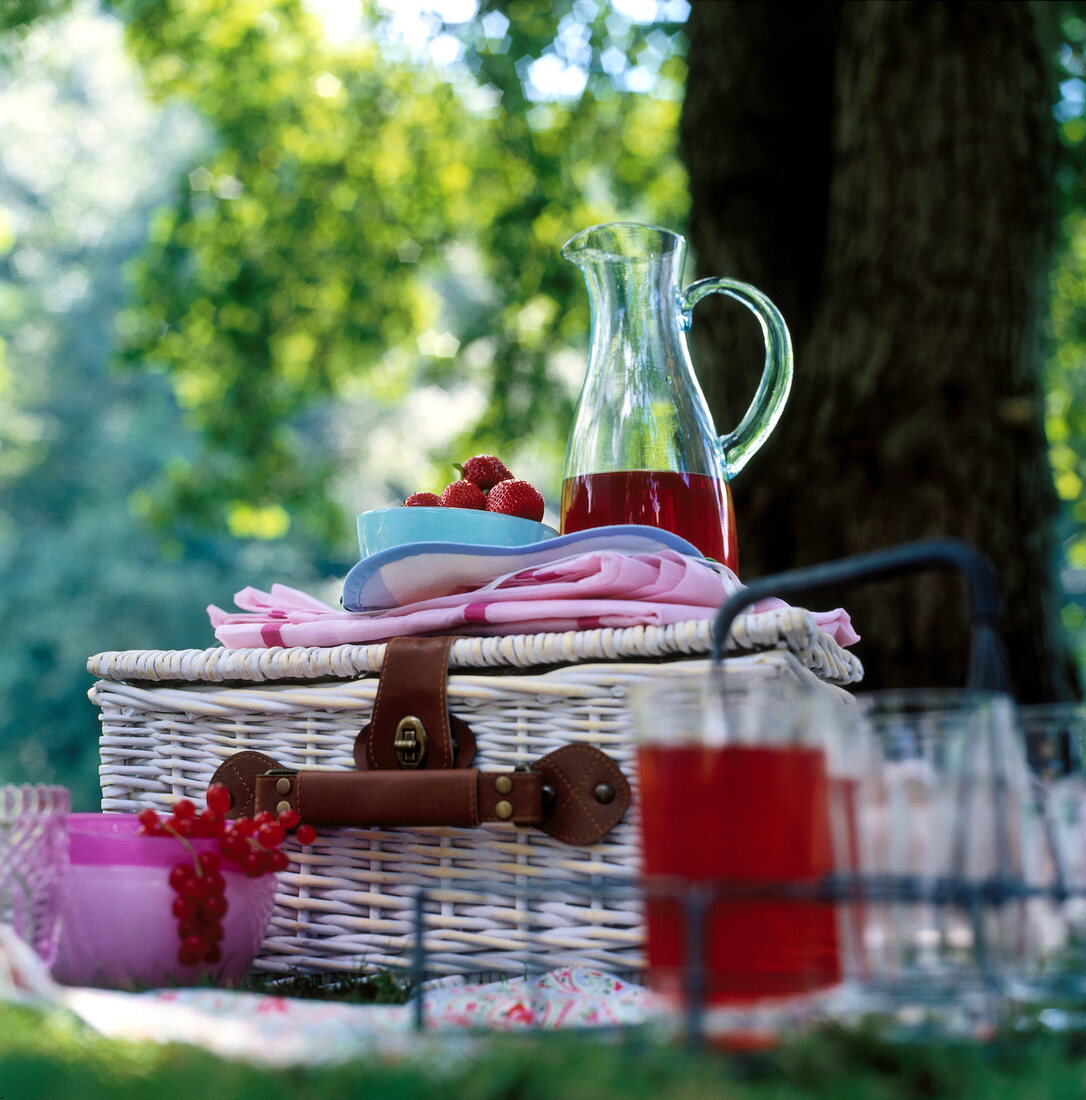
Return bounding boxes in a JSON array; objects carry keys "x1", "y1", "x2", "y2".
[
  {"x1": 593, "y1": 782, "x2": 615, "y2": 805},
  {"x1": 495, "y1": 800, "x2": 513, "y2": 820},
  {"x1": 494, "y1": 775, "x2": 513, "y2": 794},
  {"x1": 276, "y1": 777, "x2": 292, "y2": 795},
  {"x1": 276, "y1": 799, "x2": 292, "y2": 814}
]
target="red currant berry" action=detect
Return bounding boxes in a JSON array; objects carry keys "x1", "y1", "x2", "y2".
[
  {"x1": 242, "y1": 848, "x2": 267, "y2": 877},
  {"x1": 268, "y1": 849, "x2": 290, "y2": 873},
  {"x1": 201, "y1": 894, "x2": 228, "y2": 921},
  {"x1": 177, "y1": 934, "x2": 207, "y2": 967},
  {"x1": 172, "y1": 799, "x2": 197, "y2": 819},
  {"x1": 233, "y1": 817, "x2": 256, "y2": 838},
  {"x1": 186, "y1": 876, "x2": 212, "y2": 902},
  {"x1": 296, "y1": 824, "x2": 317, "y2": 846},
  {"x1": 203, "y1": 942, "x2": 223, "y2": 965},
  {"x1": 198, "y1": 851, "x2": 223, "y2": 875},
  {"x1": 253, "y1": 811, "x2": 276, "y2": 829},
  {"x1": 277, "y1": 808, "x2": 300, "y2": 830},
  {"x1": 177, "y1": 944, "x2": 201, "y2": 967},
  {"x1": 137, "y1": 808, "x2": 160, "y2": 833},
  {"x1": 192, "y1": 809, "x2": 220, "y2": 837},
  {"x1": 256, "y1": 822, "x2": 286, "y2": 849},
  {"x1": 172, "y1": 895, "x2": 199, "y2": 921},
  {"x1": 168, "y1": 863, "x2": 194, "y2": 891},
  {"x1": 219, "y1": 834, "x2": 247, "y2": 862},
  {"x1": 202, "y1": 871, "x2": 225, "y2": 895},
  {"x1": 206, "y1": 783, "x2": 232, "y2": 817}
]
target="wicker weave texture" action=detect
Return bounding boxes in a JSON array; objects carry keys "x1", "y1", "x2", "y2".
[
  {"x1": 87, "y1": 608, "x2": 863, "y2": 687},
  {"x1": 92, "y1": 649, "x2": 851, "y2": 978}
]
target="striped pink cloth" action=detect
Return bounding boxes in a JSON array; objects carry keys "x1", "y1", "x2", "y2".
[{"x1": 208, "y1": 549, "x2": 858, "y2": 650}]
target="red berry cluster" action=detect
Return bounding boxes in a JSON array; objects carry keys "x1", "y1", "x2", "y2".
[
  {"x1": 138, "y1": 783, "x2": 317, "y2": 967},
  {"x1": 403, "y1": 454, "x2": 545, "y2": 522},
  {"x1": 168, "y1": 850, "x2": 229, "y2": 967}
]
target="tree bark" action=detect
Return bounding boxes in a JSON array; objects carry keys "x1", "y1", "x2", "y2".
[{"x1": 682, "y1": 0, "x2": 1079, "y2": 701}]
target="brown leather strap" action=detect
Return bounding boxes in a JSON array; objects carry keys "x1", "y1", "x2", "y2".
[
  {"x1": 209, "y1": 750, "x2": 281, "y2": 820},
  {"x1": 210, "y1": 745, "x2": 631, "y2": 846},
  {"x1": 254, "y1": 768, "x2": 545, "y2": 828},
  {"x1": 354, "y1": 636, "x2": 476, "y2": 770},
  {"x1": 535, "y1": 744, "x2": 631, "y2": 846}
]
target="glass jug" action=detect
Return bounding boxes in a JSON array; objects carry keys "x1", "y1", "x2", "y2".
[{"x1": 559, "y1": 222, "x2": 793, "y2": 573}]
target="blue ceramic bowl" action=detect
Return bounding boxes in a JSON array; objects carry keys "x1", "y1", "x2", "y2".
[{"x1": 357, "y1": 506, "x2": 558, "y2": 559}]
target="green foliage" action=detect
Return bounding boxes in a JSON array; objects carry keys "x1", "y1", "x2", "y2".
[
  {"x1": 4, "y1": 998, "x2": 1086, "y2": 1099},
  {"x1": 243, "y1": 968, "x2": 414, "y2": 1004},
  {"x1": 0, "y1": 0, "x2": 73, "y2": 33},
  {"x1": 108, "y1": 0, "x2": 689, "y2": 542},
  {"x1": 5, "y1": 0, "x2": 1078, "y2": 808},
  {"x1": 0, "y1": 4, "x2": 325, "y2": 808},
  {"x1": 1048, "y1": 3, "x2": 1086, "y2": 668},
  {"x1": 0, "y1": 0, "x2": 689, "y2": 807}
]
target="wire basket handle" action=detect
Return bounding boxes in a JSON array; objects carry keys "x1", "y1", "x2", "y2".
[{"x1": 711, "y1": 538, "x2": 1013, "y2": 694}]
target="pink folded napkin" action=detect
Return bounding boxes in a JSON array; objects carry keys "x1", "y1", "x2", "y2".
[{"x1": 208, "y1": 549, "x2": 858, "y2": 650}]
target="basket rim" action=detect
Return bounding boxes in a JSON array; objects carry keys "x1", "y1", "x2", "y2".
[{"x1": 87, "y1": 608, "x2": 863, "y2": 687}]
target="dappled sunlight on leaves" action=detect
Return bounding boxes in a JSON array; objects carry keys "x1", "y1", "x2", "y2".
[
  {"x1": 100, "y1": 0, "x2": 687, "y2": 537},
  {"x1": 227, "y1": 500, "x2": 292, "y2": 540},
  {"x1": 0, "y1": 0, "x2": 688, "y2": 804},
  {"x1": 1046, "y1": 10, "x2": 1086, "y2": 669}
]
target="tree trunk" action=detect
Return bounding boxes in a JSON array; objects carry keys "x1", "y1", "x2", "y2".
[{"x1": 681, "y1": 0, "x2": 1078, "y2": 701}]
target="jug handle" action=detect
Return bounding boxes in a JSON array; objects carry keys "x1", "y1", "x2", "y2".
[{"x1": 680, "y1": 278, "x2": 794, "y2": 480}]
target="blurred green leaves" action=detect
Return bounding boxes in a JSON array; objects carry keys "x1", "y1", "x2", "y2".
[
  {"x1": 0, "y1": 1, "x2": 339, "y2": 806},
  {"x1": 1050, "y1": 4, "x2": 1086, "y2": 660},
  {"x1": 107, "y1": 0, "x2": 689, "y2": 544}
]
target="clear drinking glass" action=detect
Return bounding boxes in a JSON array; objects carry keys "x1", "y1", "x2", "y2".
[
  {"x1": 1003, "y1": 703, "x2": 1086, "y2": 1028},
  {"x1": 0, "y1": 784, "x2": 70, "y2": 965},
  {"x1": 844, "y1": 690, "x2": 1032, "y2": 1037},
  {"x1": 629, "y1": 671, "x2": 866, "y2": 1047}
]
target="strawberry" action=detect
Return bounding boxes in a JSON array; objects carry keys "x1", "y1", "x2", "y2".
[
  {"x1": 404, "y1": 492, "x2": 441, "y2": 507},
  {"x1": 486, "y1": 479, "x2": 545, "y2": 522},
  {"x1": 455, "y1": 454, "x2": 513, "y2": 491},
  {"x1": 440, "y1": 480, "x2": 487, "y2": 509}
]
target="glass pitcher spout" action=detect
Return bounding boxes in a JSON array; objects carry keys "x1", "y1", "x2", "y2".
[
  {"x1": 561, "y1": 222, "x2": 684, "y2": 267},
  {"x1": 560, "y1": 224, "x2": 688, "y2": 344}
]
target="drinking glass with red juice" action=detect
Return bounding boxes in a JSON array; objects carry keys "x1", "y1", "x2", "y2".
[{"x1": 630, "y1": 675, "x2": 860, "y2": 1042}]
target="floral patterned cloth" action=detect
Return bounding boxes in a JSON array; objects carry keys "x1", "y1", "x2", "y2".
[{"x1": 1, "y1": 926, "x2": 670, "y2": 1066}]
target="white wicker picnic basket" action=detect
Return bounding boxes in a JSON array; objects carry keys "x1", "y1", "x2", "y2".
[{"x1": 89, "y1": 609, "x2": 862, "y2": 978}]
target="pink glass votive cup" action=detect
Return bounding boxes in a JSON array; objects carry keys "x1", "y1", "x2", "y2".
[{"x1": 52, "y1": 812, "x2": 277, "y2": 989}]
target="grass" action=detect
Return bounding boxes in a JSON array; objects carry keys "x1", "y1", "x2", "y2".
[
  {"x1": 4, "y1": 998, "x2": 1086, "y2": 1100},
  {"x1": 241, "y1": 969, "x2": 414, "y2": 1004}
]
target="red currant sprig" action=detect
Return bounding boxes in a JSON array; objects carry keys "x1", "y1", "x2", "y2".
[
  {"x1": 168, "y1": 850, "x2": 227, "y2": 967},
  {"x1": 138, "y1": 783, "x2": 317, "y2": 967}
]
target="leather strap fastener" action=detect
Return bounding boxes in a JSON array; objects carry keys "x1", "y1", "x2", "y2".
[
  {"x1": 255, "y1": 768, "x2": 544, "y2": 828},
  {"x1": 210, "y1": 743, "x2": 630, "y2": 847},
  {"x1": 355, "y1": 635, "x2": 476, "y2": 770}
]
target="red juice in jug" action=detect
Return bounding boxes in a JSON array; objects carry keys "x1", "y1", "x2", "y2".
[
  {"x1": 559, "y1": 469, "x2": 738, "y2": 571},
  {"x1": 637, "y1": 742, "x2": 842, "y2": 1005}
]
